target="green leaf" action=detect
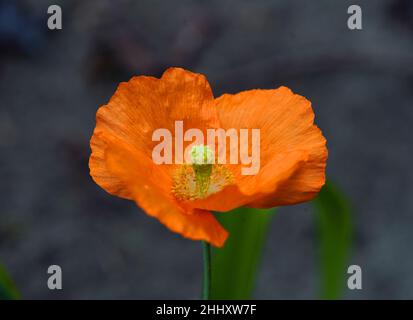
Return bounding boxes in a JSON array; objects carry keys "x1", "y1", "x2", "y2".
[
  {"x1": 0, "y1": 264, "x2": 20, "y2": 300},
  {"x1": 313, "y1": 181, "x2": 352, "y2": 299},
  {"x1": 211, "y1": 207, "x2": 275, "y2": 299}
]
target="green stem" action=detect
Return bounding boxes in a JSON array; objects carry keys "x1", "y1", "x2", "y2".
[{"x1": 202, "y1": 241, "x2": 211, "y2": 300}]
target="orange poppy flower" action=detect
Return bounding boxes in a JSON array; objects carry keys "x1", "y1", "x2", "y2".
[{"x1": 89, "y1": 67, "x2": 327, "y2": 247}]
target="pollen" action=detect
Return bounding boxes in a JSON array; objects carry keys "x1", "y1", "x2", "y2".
[{"x1": 172, "y1": 145, "x2": 233, "y2": 201}]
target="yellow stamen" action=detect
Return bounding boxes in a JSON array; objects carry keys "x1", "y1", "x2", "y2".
[{"x1": 172, "y1": 145, "x2": 233, "y2": 200}]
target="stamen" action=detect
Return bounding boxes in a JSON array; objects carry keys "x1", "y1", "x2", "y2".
[{"x1": 172, "y1": 145, "x2": 233, "y2": 201}]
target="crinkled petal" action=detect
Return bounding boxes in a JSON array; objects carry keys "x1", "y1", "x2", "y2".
[{"x1": 194, "y1": 86, "x2": 327, "y2": 210}]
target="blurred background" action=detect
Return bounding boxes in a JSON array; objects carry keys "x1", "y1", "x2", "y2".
[{"x1": 0, "y1": 0, "x2": 412, "y2": 299}]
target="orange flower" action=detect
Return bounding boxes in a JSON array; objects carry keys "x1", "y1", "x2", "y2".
[{"x1": 89, "y1": 67, "x2": 327, "y2": 247}]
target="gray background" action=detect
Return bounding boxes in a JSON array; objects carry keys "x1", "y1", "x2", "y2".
[{"x1": 0, "y1": 0, "x2": 412, "y2": 299}]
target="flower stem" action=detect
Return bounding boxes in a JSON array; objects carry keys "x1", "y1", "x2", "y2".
[{"x1": 202, "y1": 241, "x2": 211, "y2": 300}]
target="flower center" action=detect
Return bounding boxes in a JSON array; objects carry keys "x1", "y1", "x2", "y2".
[{"x1": 172, "y1": 145, "x2": 233, "y2": 201}]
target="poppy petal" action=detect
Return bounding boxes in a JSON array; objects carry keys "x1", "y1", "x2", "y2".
[
  {"x1": 90, "y1": 67, "x2": 219, "y2": 199},
  {"x1": 90, "y1": 132, "x2": 228, "y2": 247},
  {"x1": 213, "y1": 86, "x2": 327, "y2": 207},
  {"x1": 188, "y1": 150, "x2": 309, "y2": 212}
]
